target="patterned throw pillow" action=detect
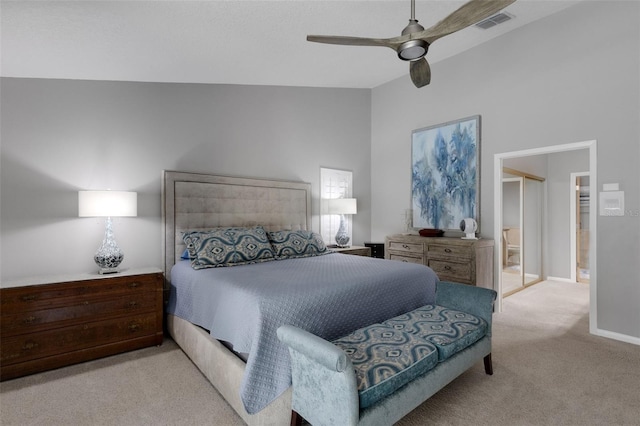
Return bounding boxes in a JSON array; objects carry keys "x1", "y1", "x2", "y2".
[
  {"x1": 267, "y1": 230, "x2": 329, "y2": 259},
  {"x1": 182, "y1": 226, "x2": 276, "y2": 269}
]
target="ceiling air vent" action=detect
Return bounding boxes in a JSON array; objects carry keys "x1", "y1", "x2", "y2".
[{"x1": 475, "y1": 12, "x2": 514, "y2": 29}]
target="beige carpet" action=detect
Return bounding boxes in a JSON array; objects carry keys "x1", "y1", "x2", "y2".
[{"x1": 1, "y1": 280, "x2": 639, "y2": 425}]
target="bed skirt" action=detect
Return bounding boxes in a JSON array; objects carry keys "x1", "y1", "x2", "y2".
[{"x1": 167, "y1": 314, "x2": 292, "y2": 426}]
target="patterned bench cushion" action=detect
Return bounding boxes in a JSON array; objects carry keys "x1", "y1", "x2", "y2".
[
  {"x1": 383, "y1": 305, "x2": 488, "y2": 361},
  {"x1": 332, "y1": 323, "x2": 438, "y2": 410},
  {"x1": 332, "y1": 304, "x2": 487, "y2": 409}
]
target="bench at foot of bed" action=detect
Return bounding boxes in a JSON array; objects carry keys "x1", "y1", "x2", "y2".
[{"x1": 278, "y1": 281, "x2": 497, "y2": 426}]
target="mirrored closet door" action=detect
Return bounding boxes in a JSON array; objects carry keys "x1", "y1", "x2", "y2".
[
  {"x1": 523, "y1": 177, "x2": 543, "y2": 286},
  {"x1": 502, "y1": 177, "x2": 522, "y2": 295},
  {"x1": 502, "y1": 168, "x2": 545, "y2": 297}
]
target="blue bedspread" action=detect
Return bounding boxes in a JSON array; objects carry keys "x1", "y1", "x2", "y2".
[{"x1": 167, "y1": 253, "x2": 438, "y2": 414}]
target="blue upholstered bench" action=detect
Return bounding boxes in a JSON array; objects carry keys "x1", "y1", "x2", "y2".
[{"x1": 277, "y1": 281, "x2": 497, "y2": 426}]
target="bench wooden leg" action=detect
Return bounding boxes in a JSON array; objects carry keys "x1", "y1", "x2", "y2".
[
  {"x1": 483, "y1": 353, "x2": 493, "y2": 375},
  {"x1": 291, "y1": 410, "x2": 303, "y2": 426}
]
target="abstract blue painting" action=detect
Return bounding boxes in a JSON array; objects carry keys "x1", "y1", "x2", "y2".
[{"x1": 411, "y1": 115, "x2": 480, "y2": 231}]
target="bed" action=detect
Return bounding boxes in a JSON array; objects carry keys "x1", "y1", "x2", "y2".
[{"x1": 162, "y1": 171, "x2": 439, "y2": 425}]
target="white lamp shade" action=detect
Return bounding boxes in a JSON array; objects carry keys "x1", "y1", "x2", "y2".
[
  {"x1": 78, "y1": 191, "x2": 137, "y2": 217},
  {"x1": 327, "y1": 198, "x2": 357, "y2": 215}
]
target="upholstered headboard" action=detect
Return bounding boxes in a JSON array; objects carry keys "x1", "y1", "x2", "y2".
[{"x1": 162, "y1": 171, "x2": 312, "y2": 280}]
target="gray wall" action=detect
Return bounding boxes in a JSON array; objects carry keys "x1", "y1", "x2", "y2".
[
  {"x1": 371, "y1": 1, "x2": 639, "y2": 338},
  {"x1": 1, "y1": 81, "x2": 371, "y2": 280},
  {"x1": 1, "y1": 1, "x2": 638, "y2": 342}
]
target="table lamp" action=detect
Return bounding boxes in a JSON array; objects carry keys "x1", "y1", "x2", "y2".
[
  {"x1": 328, "y1": 198, "x2": 357, "y2": 247},
  {"x1": 78, "y1": 190, "x2": 137, "y2": 274}
]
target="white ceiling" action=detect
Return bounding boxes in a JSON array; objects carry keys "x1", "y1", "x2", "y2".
[{"x1": 1, "y1": 0, "x2": 582, "y2": 89}]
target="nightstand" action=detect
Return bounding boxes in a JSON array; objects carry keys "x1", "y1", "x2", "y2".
[
  {"x1": 0, "y1": 267, "x2": 164, "y2": 381},
  {"x1": 364, "y1": 242, "x2": 385, "y2": 259},
  {"x1": 330, "y1": 245, "x2": 371, "y2": 257}
]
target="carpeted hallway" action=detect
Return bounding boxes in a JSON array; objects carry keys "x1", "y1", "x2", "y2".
[{"x1": 1, "y1": 280, "x2": 638, "y2": 425}]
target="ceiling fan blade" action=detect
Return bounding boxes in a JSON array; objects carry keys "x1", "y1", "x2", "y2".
[
  {"x1": 417, "y1": 0, "x2": 516, "y2": 44},
  {"x1": 307, "y1": 35, "x2": 399, "y2": 50},
  {"x1": 410, "y1": 58, "x2": 431, "y2": 88}
]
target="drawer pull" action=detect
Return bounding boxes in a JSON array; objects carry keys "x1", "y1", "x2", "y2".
[
  {"x1": 23, "y1": 316, "x2": 37, "y2": 324},
  {"x1": 129, "y1": 282, "x2": 140, "y2": 288},
  {"x1": 21, "y1": 295, "x2": 37, "y2": 302},
  {"x1": 127, "y1": 301, "x2": 138, "y2": 308},
  {"x1": 22, "y1": 341, "x2": 39, "y2": 351},
  {"x1": 128, "y1": 323, "x2": 141, "y2": 332},
  {"x1": 402, "y1": 244, "x2": 410, "y2": 249},
  {"x1": 444, "y1": 248, "x2": 452, "y2": 253},
  {"x1": 444, "y1": 265, "x2": 452, "y2": 271}
]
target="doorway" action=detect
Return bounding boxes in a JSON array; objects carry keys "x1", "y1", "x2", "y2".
[
  {"x1": 571, "y1": 172, "x2": 590, "y2": 283},
  {"x1": 493, "y1": 140, "x2": 598, "y2": 335}
]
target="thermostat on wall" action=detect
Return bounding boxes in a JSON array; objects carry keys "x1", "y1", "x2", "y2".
[{"x1": 599, "y1": 190, "x2": 624, "y2": 216}]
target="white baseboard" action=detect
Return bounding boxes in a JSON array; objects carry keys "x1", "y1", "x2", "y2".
[
  {"x1": 593, "y1": 328, "x2": 640, "y2": 346},
  {"x1": 545, "y1": 276, "x2": 575, "y2": 283},
  {"x1": 541, "y1": 277, "x2": 637, "y2": 346}
]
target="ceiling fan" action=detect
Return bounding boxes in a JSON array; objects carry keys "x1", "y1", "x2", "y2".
[{"x1": 307, "y1": 0, "x2": 516, "y2": 88}]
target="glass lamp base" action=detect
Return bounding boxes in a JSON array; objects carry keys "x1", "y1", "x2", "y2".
[
  {"x1": 334, "y1": 236, "x2": 351, "y2": 248},
  {"x1": 335, "y1": 214, "x2": 351, "y2": 248},
  {"x1": 94, "y1": 251, "x2": 123, "y2": 274},
  {"x1": 94, "y1": 217, "x2": 124, "y2": 274}
]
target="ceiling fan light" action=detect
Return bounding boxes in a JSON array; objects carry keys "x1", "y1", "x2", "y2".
[{"x1": 398, "y1": 39, "x2": 429, "y2": 61}]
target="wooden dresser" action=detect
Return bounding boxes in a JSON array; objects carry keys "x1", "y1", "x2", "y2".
[
  {"x1": 0, "y1": 268, "x2": 163, "y2": 381},
  {"x1": 385, "y1": 234, "x2": 494, "y2": 288}
]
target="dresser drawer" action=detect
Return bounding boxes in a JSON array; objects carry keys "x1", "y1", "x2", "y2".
[
  {"x1": 389, "y1": 242, "x2": 424, "y2": 255},
  {"x1": 1, "y1": 313, "x2": 158, "y2": 367},
  {"x1": 1, "y1": 292, "x2": 159, "y2": 337},
  {"x1": 1, "y1": 273, "x2": 160, "y2": 314},
  {"x1": 333, "y1": 247, "x2": 371, "y2": 257},
  {"x1": 389, "y1": 254, "x2": 424, "y2": 265},
  {"x1": 427, "y1": 259, "x2": 472, "y2": 283},
  {"x1": 427, "y1": 244, "x2": 472, "y2": 259}
]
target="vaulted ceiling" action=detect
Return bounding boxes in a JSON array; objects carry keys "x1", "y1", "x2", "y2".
[{"x1": 1, "y1": 1, "x2": 582, "y2": 88}]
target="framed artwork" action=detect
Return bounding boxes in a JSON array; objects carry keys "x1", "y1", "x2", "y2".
[{"x1": 411, "y1": 115, "x2": 480, "y2": 232}]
